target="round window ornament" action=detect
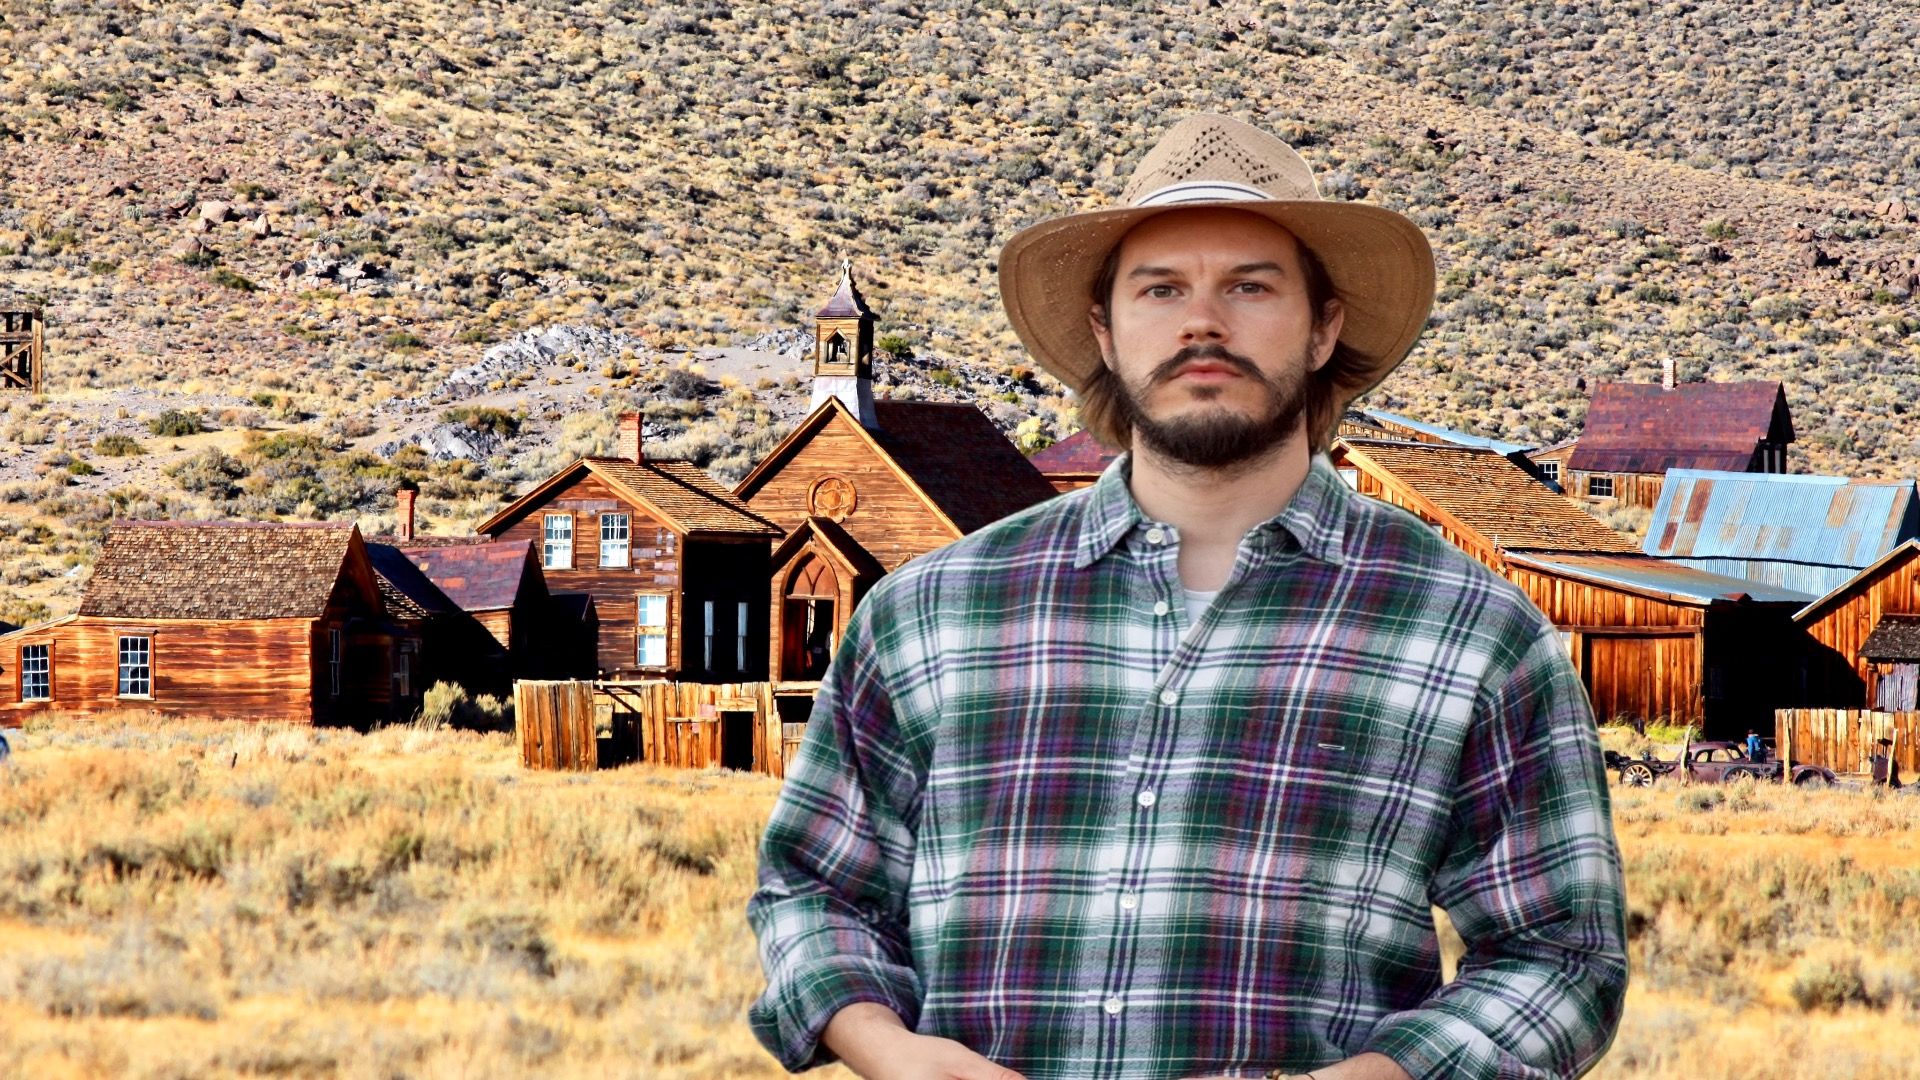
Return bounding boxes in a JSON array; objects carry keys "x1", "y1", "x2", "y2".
[{"x1": 810, "y1": 476, "x2": 857, "y2": 521}]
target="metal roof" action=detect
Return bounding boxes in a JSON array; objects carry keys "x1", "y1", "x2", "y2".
[
  {"x1": 1360, "y1": 409, "x2": 1533, "y2": 455},
  {"x1": 1567, "y1": 381, "x2": 1789, "y2": 473},
  {"x1": 1645, "y1": 469, "x2": 1919, "y2": 569},
  {"x1": 1505, "y1": 552, "x2": 1815, "y2": 606}
]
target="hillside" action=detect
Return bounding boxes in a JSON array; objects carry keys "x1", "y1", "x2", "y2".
[{"x1": 1, "y1": 0, "x2": 1918, "y2": 617}]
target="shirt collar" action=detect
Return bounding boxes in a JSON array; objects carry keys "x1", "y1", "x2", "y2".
[{"x1": 1073, "y1": 451, "x2": 1350, "y2": 570}]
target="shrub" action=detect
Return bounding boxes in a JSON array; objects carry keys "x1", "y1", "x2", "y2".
[
  {"x1": 416, "y1": 682, "x2": 512, "y2": 732},
  {"x1": 146, "y1": 410, "x2": 205, "y2": 437},
  {"x1": 167, "y1": 448, "x2": 248, "y2": 499},
  {"x1": 876, "y1": 333, "x2": 917, "y2": 360},
  {"x1": 1704, "y1": 218, "x2": 1739, "y2": 241},
  {"x1": 384, "y1": 331, "x2": 426, "y2": 352},
  {"x1": 177, "y1": 248, "x2": 219, "y2": 269},
  {"x1": 210, "y1": 268, "x2": 257, "y2": 292},
  {"x1": 441, "y1": 406, "x2": 520, "y2": 439},
  {"x1": 1789, "y1": 957, "x2": 1876, "y2": 1012},
  {"x1": 93, "y1": 434, "x2": 144, "y2": 456}
]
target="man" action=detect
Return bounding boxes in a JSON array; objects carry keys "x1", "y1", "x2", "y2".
[
  {"x1": 1746, "y1": 729, "x2": 1766, "y2": 764},
  {"x1": 749, "y1": 114, "x2": 1627, "y2": 1080}
]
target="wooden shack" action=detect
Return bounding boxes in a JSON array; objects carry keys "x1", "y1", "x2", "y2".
[
  {"x1": 1565, "y1": 375, "x2": 1793, "y2": 509},
  {"x1": 0, "y1": 522, "x2": 416, "y2": 724},
  {"x1": 475, "y1": 418, "x2": 780, "y2": 681},
  {"x1": 1790, "y1": 538, "x2": 1920, "y2": 709}
]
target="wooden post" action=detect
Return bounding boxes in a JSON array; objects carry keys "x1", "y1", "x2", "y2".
[
  {"x1": 1679, "y1": 725, "x2": 1693, "y2": 785},
  {"x1": 1782, "y1": 716, "x2": 1792, "y2": 786},
  {"x1": 1891, "y1": 726, "x2": 1900, "y2": 790}
]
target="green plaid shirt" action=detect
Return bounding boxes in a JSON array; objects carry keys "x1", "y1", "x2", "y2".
[{"x1": 750, "y1": 456, "x2": 1627, "y2": 1079}]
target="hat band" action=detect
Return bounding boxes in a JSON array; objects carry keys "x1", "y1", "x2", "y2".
[{"x1": 1132, "y1": 180, "x2": 1274, "y2": 207}]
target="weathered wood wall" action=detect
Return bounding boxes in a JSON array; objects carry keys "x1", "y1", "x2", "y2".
[
  {"x1": 1796, "y1": 545, "x2": 1920, "y2": 706},
  {"x1": 738, "y1": 409, "x2": 956, "y2": 571},
  {"x1": 597, "y1": 679, "x2": 784, "y2": 777},
  {"x1": 1502, "y1": 565, "x2": 1707, "y2": 629},
  {"x1": 516, "y1": 679, "x2": 597, "y2": 770},
  {"x1": 0, "y1": 616, "x2": 317, "y2": 721},
  {"x1": 1775, "y1": 708, "x2": 1920, "y2": 775},
  {"x1": 1566, "y1": 470, "x2": 1664, "y2": 511}
]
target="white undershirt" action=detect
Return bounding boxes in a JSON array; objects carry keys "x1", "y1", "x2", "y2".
[{"x1": 1183, "y1": 587, "x2": 1220, "y2": 626}]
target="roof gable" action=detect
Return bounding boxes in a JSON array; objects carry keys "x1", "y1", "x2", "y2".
[
  {"x1": 1795, "y1": 538, "x2": 1920, "y2": 623},
  {"x1": 1568, "y1": 381, "x2": 1791, "y2": 473},
  {"x1": 1030, "y1": 429, "x2": 1121, "y2": 475},
  {"x1": 478, "y1": 456, "x2": 778, "y2": 538},
  {"x1": 398, "y1": 538, "x2": 546, "y2": 612},
  {"x1": 868, "y1": 401, "x2": 1058, "y2": 533},
  {"x1": 1646, "y1": 469, "x2": 1920, "y2": 568},
  {"x1": 81, "y1": 522, "x2": 370, "y2": 620},
  {"x1": 771, "y1": 515, "x2": 888, "y2": 583},
  {"x1": 1335, "y1": 438, "x2": 1638, "y2": 555}
]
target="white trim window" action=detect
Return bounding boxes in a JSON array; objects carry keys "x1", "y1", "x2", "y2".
[
  {"x1": 117, "y1": 636, "x2": 151, "y2": 698},
  {"x1": 1538, "y1": 461, "x2": 1560, "y2": 483},
  {"x1": 1588, "y1": 475, "x2": 1615, "y2": 498},
  {"x1": 736, "y1": 601, "x2": 749, "y2": 673},
  {"x1": 637, "y1": 593, "x2": 669, "y2": 668},
  {"x1": 600, "y1": 513, "x2": 631, "y2": 568},
  {"x1": 329, "y1": 628, "x2": 343, "y2": 698},
  {"x1": 703, "y1": 600, "x2": 716, "y2": 672},
  {"x1": 21, "y1": 644, "x2": 49, "y2": 701},
  {"x1": 543, "y1": 513, "x2": 574, "y2": 569}
]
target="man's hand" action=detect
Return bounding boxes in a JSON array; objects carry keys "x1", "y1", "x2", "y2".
[
  {"x1": 822, "y1": 1002, "x2": 1029, "y2": 1080},
  {"x1": 1184, "y1": 1051, "x2": 1413, "y2": 1080}
]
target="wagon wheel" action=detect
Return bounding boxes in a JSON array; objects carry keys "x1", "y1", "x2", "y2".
[
  {"x1": 1725, "y1": 766, "x2": 1761, "y2": 787},
  {"x1": 1620, "y1": 762, "x2": 1657, "y2": 788}
]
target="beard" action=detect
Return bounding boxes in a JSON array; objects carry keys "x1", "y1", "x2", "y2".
[{"x1": 1112, "y1": 343, "x2": 1311, "y2": 471}]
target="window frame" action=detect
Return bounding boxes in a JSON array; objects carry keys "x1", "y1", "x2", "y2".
[
  {"x1": 542, "y1": 512, "x2": 574, "y2": 570},
  {"x1": 636, "y1": 592, "x2": 670, "y2": 669},
  {"x1": 736, "y1": 600, "x2": 749, "y2": 674},
  {"x1": 1538, "y1": 460, "x2": 1560, "y2": 483},
  {"x1": 329, "y1": 627, "x2": 343, "y2": 698},
  {"x1": 117, "y1": 635, "x2": 152, "y2": 699},
  {"x1": 1588, "y1": 475, "x2": 1615, "y2": 498},
  {"x1": 20, "y1": 643, "x2": 49, "y2": 702},
  {"x1": 599, "y1": 512, "x2": 631, "y2": 569}
]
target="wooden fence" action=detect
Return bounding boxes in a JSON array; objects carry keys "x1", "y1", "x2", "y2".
[
  {"x1": 516, "y1": 680, "x2": 597, "y2": 771},
  {"x1": 1774, "y1": 708, "x2": 1920, "y2": 775},
  {"x1": 596, "y1": 680, "x2": 788, "y2": 777}
]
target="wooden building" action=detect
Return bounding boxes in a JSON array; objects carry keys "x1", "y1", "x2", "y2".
[
  {"x1": 1860, "y1": 614, "x2": 1920, "y2": 711},
  {"x1": 475, "y1": 419, "x2": 780, "y2": 681},
  {"x1": 1791, "y1": 539, "x2": 1920, "y2": 710},
  {"x1": 0, "y1": 307, "x2": 43, "y2": 394},
  {"x1": 732, "y1": 263, "x2": 1057, "y2": 711},
  {"x1": 1332, "y1": 436, "x2": 1807, "y2": 732},
  {"x1": 0, "y1": 522, "x2": 417, "y2": 724},
  {"x1": 1564, "y1": 372, "x2": 1793, "y2": 509},
  {"x1": 1029, "y1": 430, "x2": 1119, "y2": 493},
  {"x1": 1524, "y1": 438, "x2": 1576, "y2": 492}
]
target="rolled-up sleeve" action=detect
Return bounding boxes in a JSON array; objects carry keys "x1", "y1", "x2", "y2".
[
  {"x1": 1364, "y1": 624, "x2": 1629, "y2": 1079},
  {"x1": 747, "y1": 601, "x2": 925, "y2": 1071}
]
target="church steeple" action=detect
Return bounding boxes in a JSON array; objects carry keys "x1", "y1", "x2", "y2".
[{"x1": 811, "y1": 258, "x2": 878, "y2": 428}]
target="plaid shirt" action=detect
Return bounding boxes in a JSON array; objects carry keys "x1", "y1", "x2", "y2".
[{"x1": 749, "y1": 456, "x2": 1627, "y2": 1080}]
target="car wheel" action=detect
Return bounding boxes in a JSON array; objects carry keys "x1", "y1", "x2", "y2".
[
  {"x1": 1621, "y1": 762, "x2": 1657, "y2": 787},
  {"x1": 1793, "y1": 771, "x2": 1831, "y2": 789},
  {"x1": 1725, "y1": 767, "x2": 1760, "y2": 787}
]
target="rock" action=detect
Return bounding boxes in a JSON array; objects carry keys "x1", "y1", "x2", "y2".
[
  {"x1": 169, "y1": 236, "x2": 210, "y2": 259},
  {"x1": 378, "y1": 423, "x2": 505, "y2": 462},
  {"x1": 213, "y1": 87, "x2": 244, "y2": 106},
  {"x1": 191, "y1": 216, "x2": 214, "y2": 235},
  {"x1": 198, "y1": 200, "x2": 235, "y2": 224},
  {"x1": 199, "y1": 163, "x2": 229, "y2": 184},
  {"x1": 164, "y1": 191, "x2": 196, "y2": 216},
  {"x1": 245, "y1": 215, "x2": 273, "y2": 239}
]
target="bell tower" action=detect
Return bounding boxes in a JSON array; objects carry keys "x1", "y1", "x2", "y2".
[{"x1": 810, "y1": 258, "x2": 878, "y2": 428}]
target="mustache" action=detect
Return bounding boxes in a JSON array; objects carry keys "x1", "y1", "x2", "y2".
[{"x1": 1146, "y1": 345, "x2": 1264, "y2": 386}]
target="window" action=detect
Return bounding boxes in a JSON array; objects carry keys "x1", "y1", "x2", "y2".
[
  {"x1": 736, "y1": 601, "x2": 749, "y2": 673},
  {"x1": 543, "y1": 513, "x2": 573, "y2": 569},
  {"x1": 703, "y1": 600, "x2": 715, "y2": 672},
  {"x1": 1336, "y1": 466, "x2": 1359, "y2": 489},
  {"x1": 117, "y1": 636, "x2": 151, "y2": 698},
  {"x1": 637, "y1": 593, "x2": 669, "y2": 668},
  {"x1": 393, "y1": 647, "x2": 412, "y2": 700},
  {"x1": 329, "y1": 628, "x2": 343, "y2": 698},
  {"x1": 600, "y1": 513, "x2": 630, "y2": 568},
  {"x1": 20, "y1": 644, "x2": 48, "y2": 701},
  {"x1": 1588, "y1": 475, "x2": 1614, "y2": 498},
  {"x1": 1538, "y1": 460, "x2": 1560, "y2": 482}
]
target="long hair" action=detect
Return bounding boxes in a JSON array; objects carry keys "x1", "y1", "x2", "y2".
[{"x1": 1077, "y1": 235, "x2": 1368, "y2": 455}]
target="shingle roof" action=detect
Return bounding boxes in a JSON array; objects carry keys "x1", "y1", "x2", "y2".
[
  {"x1": 1862, "y1": 614, "x2": 1920, "y2": 662},
  {"x1": 396, "y1": 538, "x2": 543, "y2": 612},
  {"x1": 584, "y1": 458, "x2": 781, "y2": 536},
  {"x1": 1567, "y1": 381, "x2": 1791, "y2": 473},
  {"x1": 1646, "y1": 470, "x2": 1920, "y2": 568},
  {"x1": 870, "y1": 401, "x2": 1060, "y2": 533},
  {"x1": 1029, "y1": 429, "x2": 1121, "y2": 476},
  {"x1": 82, "y1": 522, "x2": 359, "y2": 620},
  {"x1": 366, "y1": 543, "x2": 450, "y2": 620},
  {"x1": 815, "y1": 267, "x2": 873, "y2": 318},
  {"x1": 1338, "y1": 438, "x2": 1638, "y2": 553}
]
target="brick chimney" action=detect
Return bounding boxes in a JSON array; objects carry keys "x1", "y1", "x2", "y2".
[
  {"x1": 1661, "y1": 356, "x2": 1676, "y2": 391},
  {"x1": 617, "y1": 412, "x2": 644, "y2": 464},
  {"x1": 396, "y1": 488, "x2": 416, "y2": 542}
]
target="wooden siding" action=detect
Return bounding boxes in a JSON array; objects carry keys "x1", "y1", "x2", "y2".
[
  {"x1": 597, "y1": 680, "x2": 785, "y2": 777},
  {"x1": 1775, "y1": 708, "x2": 1920, "y2": 776},
  {"x1": 0, "y1": 616, "x2": 317, "y2": 721},
  {"x1": 1796, "y1": 546, "x2": 1920, "y2": 707},
  {"x1": 1502, "y1": 565, "x2": 1707, "y2": 628},
  {"x1": 516, "y1": 680, "x2": 597, "y2": 770},
  {"x1": 1577, "y1": 629, "x2": 1702, "y2": 725},
  {"x1": 741, "y1": 410, "x2": 958, "y2": 571},
  {"x1": 1566, "y1": 469, "x2": 1665, "y2": 511},
  {"x1": 492, "y1": 471, "x2": 683, "y2": 677}
]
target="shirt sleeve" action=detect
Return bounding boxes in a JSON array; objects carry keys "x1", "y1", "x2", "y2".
[
  {"x1": 747, "y1": 596, "x2": 926, "y2": 1071},
  {"x1": 1363, "y1": 623, "x2": 1629, "y2": 1079}
]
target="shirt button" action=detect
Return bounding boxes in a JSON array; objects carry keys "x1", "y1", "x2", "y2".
[
  {"x1": 1120, "y1": 890, "x2": 1139, "y2": 911},
  {"x1": 1103, "y1": 996, "x2": 1123, "y2": 1015},
  {"x1": 1152, "y1": 600, "x2": 1170, "y2": 617},
  {"x1": 1136, "y1": 790, "x2": 1157, "y2": 808},
  {"x1": 1159, "y1": 688, "x2": 1178, "y2": 706},
  {"x1": 1146, "y1": 527, "x2": 1166, "y2": 545}
]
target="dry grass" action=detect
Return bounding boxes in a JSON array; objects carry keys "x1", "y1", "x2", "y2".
[{"x1": 4, "y1": 716, "x2": 1920, "y2": 1077}]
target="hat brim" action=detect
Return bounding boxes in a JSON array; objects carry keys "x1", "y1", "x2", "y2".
[{"x1": 998, "y1": 200, "x2": 1436, "y2": 402}]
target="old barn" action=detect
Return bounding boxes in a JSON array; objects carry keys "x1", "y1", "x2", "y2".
[
  {"x1": 1564, "y1": 374, "x2": 1793, "y2": 509},
  {"x1": 1790, "y1": 539, "x2": 1920, "y2": 709},
  {"x1": 0, "y1": 522, "x2": 416, "y2": 724}
]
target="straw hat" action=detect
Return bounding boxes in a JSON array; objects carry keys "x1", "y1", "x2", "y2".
[{"x1": 998, "y1": 114, "x2": 1436, "y2": 400}]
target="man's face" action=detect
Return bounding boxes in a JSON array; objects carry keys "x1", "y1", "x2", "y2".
[{"x1": 1089, "y1": 208, "x2": 1344, "y2": 470}]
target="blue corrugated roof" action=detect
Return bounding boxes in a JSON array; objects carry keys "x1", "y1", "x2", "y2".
[
  {"x1": 1360, "y1": 410, "x2": 1533, "y2": 456},
  {"x1": 1506, "y1": 553, "x2": 1815, "y2": 605},
  {"x1": 1644, "y1": 470, "x2": 1919, "y2": 569}
]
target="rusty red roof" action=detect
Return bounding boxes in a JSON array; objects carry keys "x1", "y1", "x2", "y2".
[
  {"x1": 396, "y1": 538, "x2": 544, "y2": 612},
  {"x1": 1567, "y1": 381, "x2": 1792, "y2": 473},
  {"x1": 1029, "y1": 429, "x2": 1122, "y2": 476},
  {"x1": 870, "y1": 401, "x2": 1060, "y2": 533}
]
